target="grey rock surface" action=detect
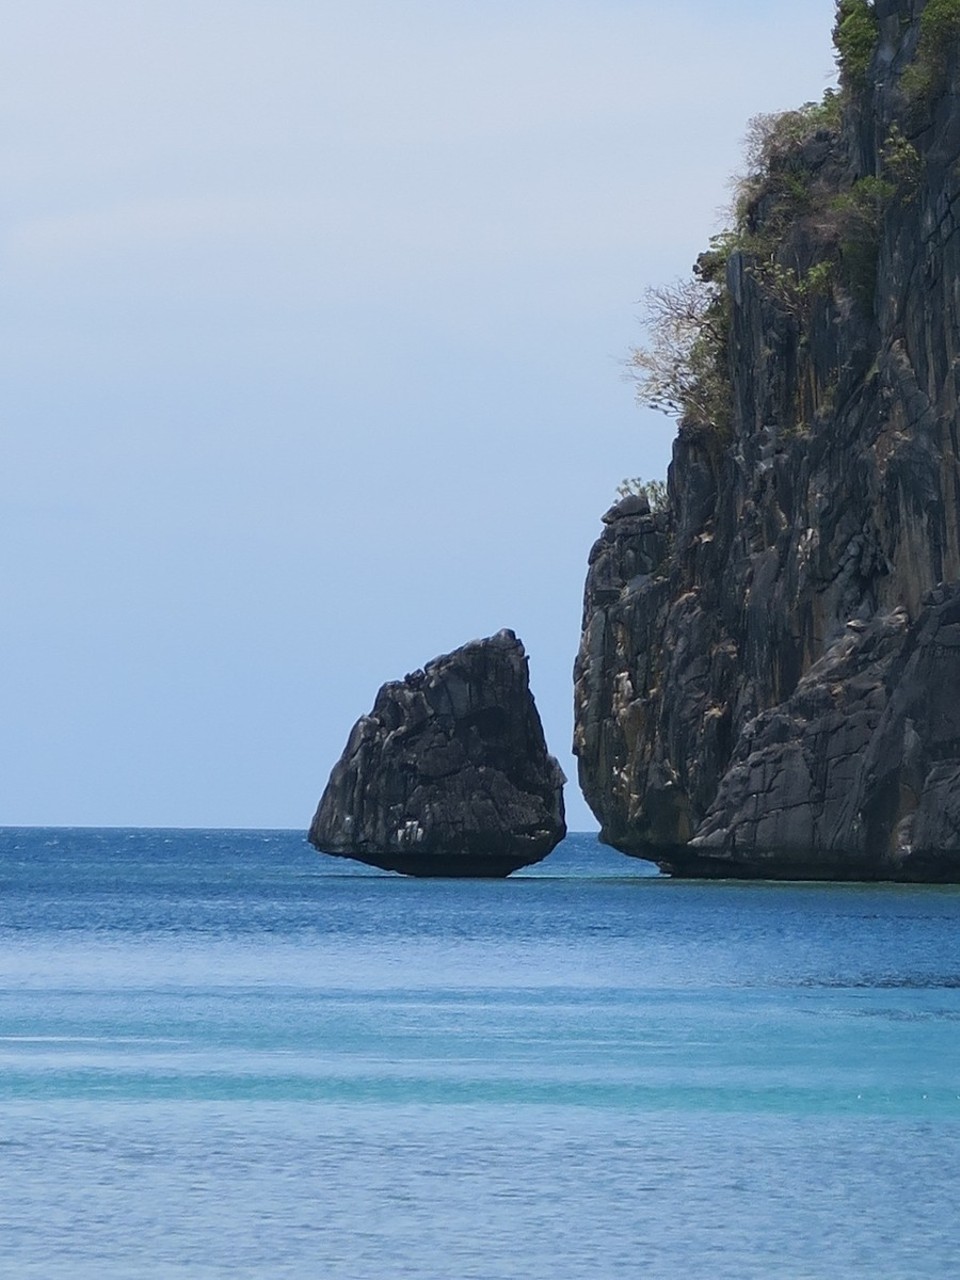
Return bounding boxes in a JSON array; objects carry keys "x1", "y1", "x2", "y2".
[
  {"x1": 574, "y1": 1, "x2": 960, "y2": 880},
  {"x1": 310, "y1": 630, "x2": 566, "y2": 876}
]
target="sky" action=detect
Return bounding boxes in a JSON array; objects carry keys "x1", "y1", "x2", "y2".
[{"x1": 2, "y1": 0, "x2": 839, "y2": 831}]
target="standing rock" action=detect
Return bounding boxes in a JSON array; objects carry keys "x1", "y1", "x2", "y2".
[{"x1": 309, "y1": 630, "x2": 566, "y2": 876}]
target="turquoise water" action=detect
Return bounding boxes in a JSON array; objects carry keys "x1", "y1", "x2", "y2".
[{"x1": 2, "y1": 828, "x2": 959, "y2": 1278}]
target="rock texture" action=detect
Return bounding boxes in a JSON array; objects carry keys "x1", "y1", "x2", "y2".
[
  {"x1": 574, "y1": 0, "x2": 960, "y2": 880},
  {"x1": 310, "y1": 630, "x2": 566, "y2": 876}
]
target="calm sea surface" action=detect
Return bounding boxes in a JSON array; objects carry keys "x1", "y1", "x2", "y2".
[{"x1": 1, "y1": 827, "x2": 959, "y2": 1278}]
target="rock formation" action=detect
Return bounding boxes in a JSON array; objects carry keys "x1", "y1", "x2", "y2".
[
  {"x1": 574, "y1": 0, "x2": 960, "y2": 880},
  {"x1": 310, "y1": 630, "x2": 566, "y2": 876}
]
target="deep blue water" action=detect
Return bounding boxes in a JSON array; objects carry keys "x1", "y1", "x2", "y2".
[{"x1": 1, "y1": 827, "x2": 959, "y2": 1278}]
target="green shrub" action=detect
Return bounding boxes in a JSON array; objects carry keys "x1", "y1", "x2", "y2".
[
  {"x1": 882, "y1": 124, "x2": 921, "y2": 190},
  {"x1": 843, "y1": 175, "x2": 896, "y2": 211},
  {"x1": 840, "y1": 237, "x2": 880, "y2": 308},
  {"x1": 828, "y1": 176, "x2": 893, "y2": 310},
  {"x1": 902, "y1": 0, "x2": 960, "y2": 100},
  {"x1": 833, "y1": 0, "x2": 879, "y2": 89},
  {"x1": 920, "y1": 0, "x2": 960, "y2": 43},
  {"x1": 745, "y1": 258, "x2": 835, "y2": 325}
]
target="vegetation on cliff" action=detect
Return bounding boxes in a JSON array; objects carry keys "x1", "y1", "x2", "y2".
[
  {"x1": 833, "y1": 0, "x2": 879, "y2": 88},
  {"x1": 902, "y1": 0, "x2": 960, "y2": 99},
  {"x1": 626, "y1": 0, "x2": 927, "y2": 447},
  {"x1": 627, "y1": 102, "x2": 847, "y2": 439}
]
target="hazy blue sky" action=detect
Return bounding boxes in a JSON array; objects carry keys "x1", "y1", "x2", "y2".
[{"x1": 3, "y1": 0, "x2": 838, "y2": 830}]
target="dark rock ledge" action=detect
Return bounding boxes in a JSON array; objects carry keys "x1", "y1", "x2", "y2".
[{"x1": 309, "y1": 630, "x2": 566, "y2": 877}]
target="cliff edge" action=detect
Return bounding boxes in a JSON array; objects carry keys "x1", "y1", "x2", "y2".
[{"x1": 575, "y1": 0, "x2": 960, "y2": 879}]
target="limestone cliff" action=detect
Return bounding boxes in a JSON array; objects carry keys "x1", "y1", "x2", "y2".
[{"x1": 574, "y1": 0, "x2": 960, "y2": 879}]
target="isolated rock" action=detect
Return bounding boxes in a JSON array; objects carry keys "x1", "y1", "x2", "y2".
[
  {"x1": 309, "y1": 630, "x2": 566, "y2": 876},
  {"x1": 573, "y1": 2, "x2": 960, "y2": 880}
]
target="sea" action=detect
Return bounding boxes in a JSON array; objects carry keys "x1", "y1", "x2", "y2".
[{"x1": 1, "y1": 827, "x2": 959, "y2": 1279}]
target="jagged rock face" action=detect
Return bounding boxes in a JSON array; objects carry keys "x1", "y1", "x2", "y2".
[
  {"x1": 574, "y1": 0, "x2": 960, "y2": 880},
  {"x1": 311, "y1": 630, "x2": 566, "y2": 877}
]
